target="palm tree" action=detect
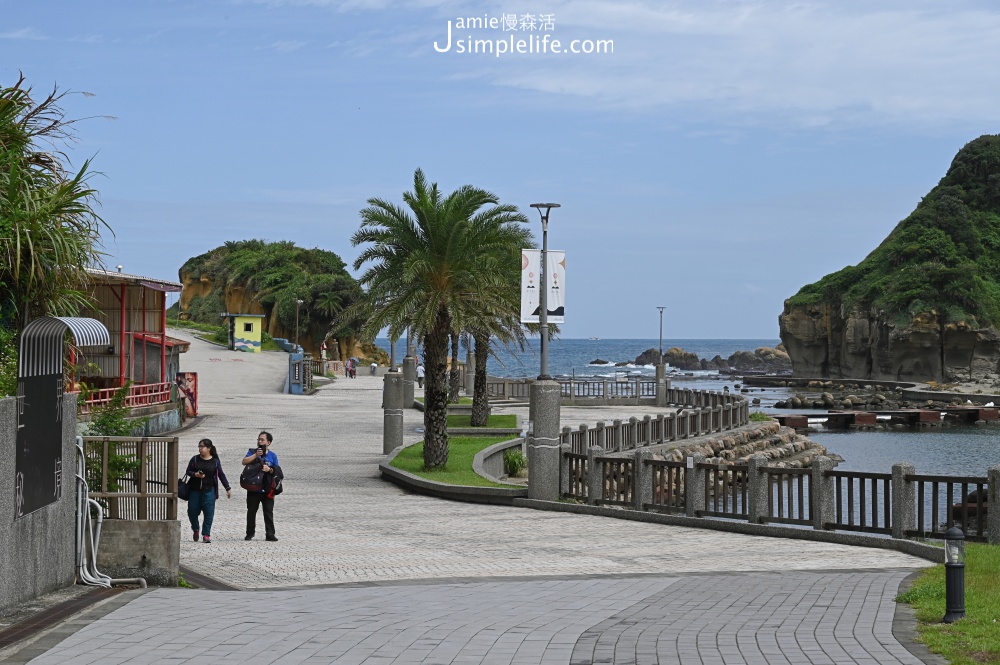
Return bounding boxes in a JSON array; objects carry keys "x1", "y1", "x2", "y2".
[
  {"x1": 350, "y1": 169, "x2": 528, "y2": 468},
  {"x1": 1, "y1": 75, "x2": 108, "y2": 335},
  {"x1": 466, "y1": 226, "x2": 534, "y2": 425}
]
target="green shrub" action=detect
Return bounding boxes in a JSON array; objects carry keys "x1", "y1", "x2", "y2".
[
  {"x1": 503, "y1": 448, "x2": 527, "y2": 477},
  {"x1": 82, "y1": 383, "x2": 146, "y2": 499},
  {"x1": 749, "y1": 411, "x2": 773, "y2": 422},
  {"x1": 0, "y1": 325, "x2": 16, "y2": 398}
]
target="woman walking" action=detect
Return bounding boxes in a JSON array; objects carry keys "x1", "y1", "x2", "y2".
[{"x1": 185, "y1": 438, "x2": 232, "y2": 543}]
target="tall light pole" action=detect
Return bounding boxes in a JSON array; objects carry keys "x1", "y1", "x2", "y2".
[
  {"x1": 295, "y1": 299, "x2": 304, "y2": 352},
  {"x1": 530, "y1": 202, "x2": 560, "y2": 380},
  {"x1": 657, "y1": 306, "x2": 665, "y2": 365}
]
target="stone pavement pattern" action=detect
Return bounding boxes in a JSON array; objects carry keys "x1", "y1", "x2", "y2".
[
  {"x1": 26, "y1": 572, "x2": 924, "y2": 665},
  {"x1": 21, "y1": 332, "x2": 935, "y2": 664}
]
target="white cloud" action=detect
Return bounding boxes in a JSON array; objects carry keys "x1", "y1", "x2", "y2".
[
  {"x1": 432, "y1": 0, "x2": 1000, "y2": 128},
  {"x1": 256, "y1": 39, "x2": 309, "y2": 52},
  {"x1": 0, "y1": 27, "x2": 45, "y2": 40}
]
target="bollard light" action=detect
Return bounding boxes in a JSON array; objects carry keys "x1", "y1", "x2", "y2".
[{"x1": 942, "y1": 526, "x2": 966, "y2": 623}]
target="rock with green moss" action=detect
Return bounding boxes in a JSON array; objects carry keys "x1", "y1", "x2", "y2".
[{"x1": 780, "y1": 135, "x2": 1000, "y2": 383}]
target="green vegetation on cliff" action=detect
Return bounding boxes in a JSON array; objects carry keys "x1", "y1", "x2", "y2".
[
  {"x1": 788, "y1": 135, "x2": 1000, "y2": 327},
  {"x1": 179, "y1": 240, "x2": 362, "y2": 342}
]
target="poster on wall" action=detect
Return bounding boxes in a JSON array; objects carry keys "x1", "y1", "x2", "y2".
[
  {"x1": 520, "y1": 249, "x2": 566, "y2": 324},
  {"x1": 176, "y1": 372, "x2": 198, "y2": 417}
]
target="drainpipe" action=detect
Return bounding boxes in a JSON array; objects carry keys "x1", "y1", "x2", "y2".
[{"x1": 76, "y1": 439, "x2": 147, "y2": 589}]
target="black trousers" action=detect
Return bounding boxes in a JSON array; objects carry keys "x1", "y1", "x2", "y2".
[{"x1": 246, "y1": 493, "x2": 275, "y2": 538}]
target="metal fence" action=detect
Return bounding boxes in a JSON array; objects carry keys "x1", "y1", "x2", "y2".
[{"x1": 561, "y1": 450, "x2": 997, "y2": 544}]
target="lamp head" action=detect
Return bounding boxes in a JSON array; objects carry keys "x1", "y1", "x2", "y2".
[
  {"x1": 944, "y1": 526, "x2": 965, "y2": 565},
  {"x1": 530, "y1": 202, "x2": 561, "y2": 228}
]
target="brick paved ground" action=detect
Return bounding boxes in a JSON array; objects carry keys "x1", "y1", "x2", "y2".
[{"x1": 20, "y1": 333, "x2": 936, "y2": 664}]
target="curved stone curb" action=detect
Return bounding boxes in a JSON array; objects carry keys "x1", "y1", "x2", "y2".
[
  {"x1": 512, "y1": 499, "x2": 944, "y2": 563},
  {"x1": 472, "y1": 438, "x2": 525, "y2": 484},
  {"x1": 379, "y1": 444, "x2": 527, "y2": 505}
]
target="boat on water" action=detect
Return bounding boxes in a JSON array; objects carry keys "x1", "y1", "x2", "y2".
[{"x1": 588, "y1": 336, "x2": 601, "y2": 340}]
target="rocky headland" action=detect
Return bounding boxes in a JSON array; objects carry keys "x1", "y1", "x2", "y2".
[
  {"x1": 628, "y1": 346, "x2": 792, "y2": 374},
  {"x1": 779, "y1": 135, "x2": 1000, "y2": 385}
]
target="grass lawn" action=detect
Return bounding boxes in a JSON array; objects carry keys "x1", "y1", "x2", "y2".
[
  {"x1": 390, "y1": 436, "x2": 520, "y2": 487},
  {"x1": 896, "y1": 542, "x2": 1000, "y2": 665},
  {"x1": 416, "y1": 396, "x2": 474, "y2": 405},
  {"x1": 446, "y1": 413, "x2": 518, "y2": 428}
]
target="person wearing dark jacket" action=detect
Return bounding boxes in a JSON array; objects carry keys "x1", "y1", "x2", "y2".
[
  {"x1": 242, "y1": 431, "x2": 280, "y2": 541},
  {"x1": 185, "y1": 438, "x2": 232, "y2": 543}
]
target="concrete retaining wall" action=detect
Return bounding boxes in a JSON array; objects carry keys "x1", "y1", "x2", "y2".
[
  {"x1": 0, "y1": 396, "x2": 79, "y2": 616},
  {"x1": 95, "y1": 519, "x2": 180, "y2": 586},
  {"x1": 474, "y1": 438, "x2": 525, "y2": 483}
]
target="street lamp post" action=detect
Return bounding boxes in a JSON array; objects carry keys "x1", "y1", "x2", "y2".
[
  {"x1": 657, "y1": 306, "x2": 665, "y2": 366},
  {"x1": 656, "y1": 305, "x2": 667, "y2": 404},
  {"x1": 528, "y1": 202, "x2": 561, "y2": 502},
  {"x1": 295, "y1": 299, "x2": 304, "y2": 352},
  {"x1": 530, "y1": 203, "x2": 560, "y2": 380}
]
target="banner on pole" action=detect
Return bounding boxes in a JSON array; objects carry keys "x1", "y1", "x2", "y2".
[{"x1": 520, "y1": 249, "x2": 565, "y2": 324}]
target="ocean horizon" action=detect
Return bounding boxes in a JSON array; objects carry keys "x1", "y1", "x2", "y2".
[{"x1": 376, "y1": 337, "x2": 781, "y2": 379}]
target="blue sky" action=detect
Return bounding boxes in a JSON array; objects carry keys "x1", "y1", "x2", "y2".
[{"x1": 4, "y1": 0, "x2": 1000, "y2": 338}]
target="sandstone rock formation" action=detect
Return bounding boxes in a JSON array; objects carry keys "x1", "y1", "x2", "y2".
[{"x1": 780, "y1": 135, "x2": 1000, "y2": 383}]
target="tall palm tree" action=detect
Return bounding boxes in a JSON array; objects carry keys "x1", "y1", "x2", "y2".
[
  {"x1": 466, "y1": 226, "x2": 534, "y2": 425},
  {"x1": 350, "y1": 169, "x2": 528, "y2": 468}
]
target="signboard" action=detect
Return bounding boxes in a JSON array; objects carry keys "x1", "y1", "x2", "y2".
[
  {"x1": 520, "y1": 249, "x2": 566, "y2": 324},
  {"x1": 15, "y1": 317, "x2": 109, "y2": 519},
  {"x1": 14, "y1": 374, "x2": 65, "y2": 518}
]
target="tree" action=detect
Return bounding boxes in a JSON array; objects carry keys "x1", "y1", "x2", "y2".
[
  {"x1": 350, "y1": 169, "x2": 528, "y2": 468},
  {"x1": 467, "y1": 226, "x2": 534, "y2": 426},
  {"x1": 0, "y1": 74, "x2": 108, "y2": 339}
]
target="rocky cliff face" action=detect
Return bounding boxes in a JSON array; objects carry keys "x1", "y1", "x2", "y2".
[
  {"x1": 779, "y1": 302, "x2": 1000, "y2": 382},
  {"x1": 780, "y1": 135, "x2": 1000, "y2": 383}
]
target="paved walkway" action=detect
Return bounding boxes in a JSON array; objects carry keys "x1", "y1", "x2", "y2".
[{"x1": 22, "y1": 333, "x2": 937, "y2": 664}]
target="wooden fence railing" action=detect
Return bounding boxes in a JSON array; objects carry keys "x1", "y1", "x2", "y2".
[{"x1": 82, "y1": 436, "x2": 179, "y2": 520}]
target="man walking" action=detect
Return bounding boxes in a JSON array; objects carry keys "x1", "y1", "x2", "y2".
[
  {"x1": 416, "y1": 363, "x2": 425, "y2": 389},
  {"x1": 243, "y1": 431, "x2": 279, "y2": 541}
]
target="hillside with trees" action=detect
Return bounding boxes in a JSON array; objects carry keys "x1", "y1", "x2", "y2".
[
  {"x1": 177, "y1": 240, "x2": 376, "y2": 361},
  {"x1": 780, "y1": 135, "x2": 1000, "y2": 382}
]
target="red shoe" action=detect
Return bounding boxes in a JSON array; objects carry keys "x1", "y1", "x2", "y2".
[{"x1": 202, "y1": 535, "x2": 211, "y2": 543}]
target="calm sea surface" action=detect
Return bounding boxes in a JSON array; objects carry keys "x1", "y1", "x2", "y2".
[
  {"x1": 373, "y1": 337, "x2": 999, "y2": 476},
  {"x1": 376, "y1": 337, "x2": 782, "y2": 379}
]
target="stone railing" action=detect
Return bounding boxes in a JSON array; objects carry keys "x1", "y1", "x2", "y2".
[
  {"x1": 559, "y1": 391, "x2": 750, "y2": 455},
  {"x1": 560, "y1": 449, "x2": 999, "y2": 544}
]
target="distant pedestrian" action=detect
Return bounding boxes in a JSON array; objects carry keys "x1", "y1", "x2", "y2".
[
  {"x1": 349, "y1": 360, "x2": 356, "y2": 379},
  {"x1": 416, "y1": 363, "x2": 425, "y2": 388},
  {"x1": 370, "y1": 362, "x2": 377, "y2": 375},
  {"x1": 344, "y1": 361, "x2": 350, "y2": 378},
  {"x1": 185, "y1": 438, "x2": 232, "y2": 544},
  {"x1": 243, "y1": 431, "x2": 280, "y2": 541}
]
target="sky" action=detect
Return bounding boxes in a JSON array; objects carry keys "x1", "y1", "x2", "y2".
[{"x1": 4, "y1": 0, "x2": 1000, "y2": 339}]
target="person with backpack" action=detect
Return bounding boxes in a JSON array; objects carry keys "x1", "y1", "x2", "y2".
[
  {"x1": 241, "y1": 431, "x2": 280, "y2": 541},
  {"x1": 184, "y1": 438, "x2": 232, "y2": 544}
]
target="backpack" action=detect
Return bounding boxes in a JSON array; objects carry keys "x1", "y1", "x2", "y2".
[{"x1": 240, "y1": 460, "x2": 265, "y2": 492}]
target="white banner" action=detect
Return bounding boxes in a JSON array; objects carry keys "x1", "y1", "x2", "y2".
[{"x1": 520, "y1": 249, "x2": 565, "y2": 324}]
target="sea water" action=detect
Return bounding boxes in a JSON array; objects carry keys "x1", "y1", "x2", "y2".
[
  {"x1": 372, "y1": 337, "x2": 996, "y2": 476},
  {"x1": 375, "y1": 337, "x2": 781, "y2": 379}
]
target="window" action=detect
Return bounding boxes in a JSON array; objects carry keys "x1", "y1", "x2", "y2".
[{"x1": 243, "y1": 322, "x2": 254, "y2": 333}]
